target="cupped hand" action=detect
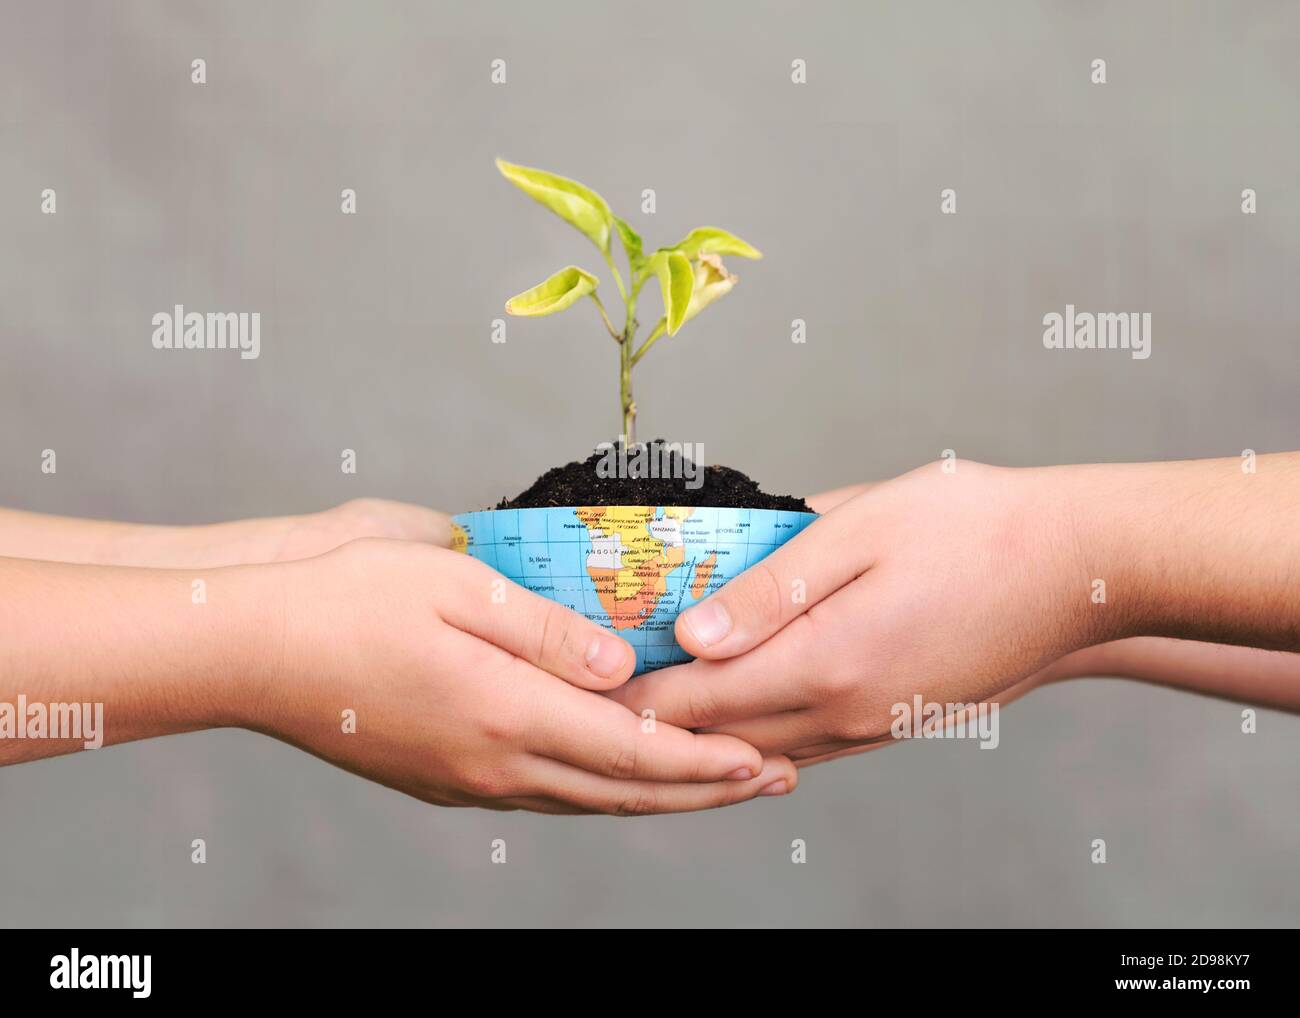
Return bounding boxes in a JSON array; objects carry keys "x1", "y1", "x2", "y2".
[
  {"x1": 262, "y1": 498, "x2": 453, "y2": 561},
  {"x1": 608, "y1": 460, "x2": 1101, "y2": 764},
  {"x1": 246, "y1": 538, "x2": 796, "y2": 814}
]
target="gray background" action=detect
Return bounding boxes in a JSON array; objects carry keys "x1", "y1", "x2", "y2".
[{"x1": 1, "y1": 0, "x2": 1297, "y2": 927}]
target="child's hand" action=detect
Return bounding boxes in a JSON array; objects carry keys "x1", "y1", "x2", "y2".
[
  {"x1": 258, "y1": 498, "x2": 452, "y2": 561},
  {"x1": 250, "y1": 538, "x2": 795, "y2": 814},
  {"x1": 609, "y1": 460, "x2": 1095, "y2": 760}
]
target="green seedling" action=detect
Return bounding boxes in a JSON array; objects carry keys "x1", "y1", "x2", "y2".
[{"x1": 497, "y1": 158, "x2": 762, "y2": 444}]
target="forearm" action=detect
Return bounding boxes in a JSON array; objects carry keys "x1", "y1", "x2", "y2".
[
  {"x1": 0, "y1": 501, "x2": 452, "y2": 567},
  {"x1": 0, "y1": 556, "x2": 274, "y2": 764},
  {"x1": 1049, "y1": 637, "x2": 1300, "y2": 711},
  {"x1": 0, "y1": 507, "x2": 306, "y2": 568},
  {"x1": 1060, "y1": 453, "x2": 1300, "y2": 651}
]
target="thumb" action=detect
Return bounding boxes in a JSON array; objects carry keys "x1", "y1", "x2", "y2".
[
  {"x1": 439, "y1": 552, "x2": 636, "y2": 690},
  {"x1": 674, "y1": 507, "x2": 867, "y2": 659}
]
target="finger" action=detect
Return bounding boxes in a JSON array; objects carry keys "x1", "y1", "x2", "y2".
[
  {"x1": 525, "y1": 755, "x2": 798, "y2": 816},
  {"x1": 788, "y1": 740, "x2": 860, "y2": 760},
  {"x1": 704, "y1": 708, "x2": 830, "y2": 757},
  {"x1": 807, "y1": 482, "x2": 876, "y2": 514},
  {"x1": 794, "y1": 745, "x2": 882, "y2": 768},
  {"x1": 788, "y1": 737, "x2": 896, "y2": 761},
  {"x1": 496, "y1": 796, "x2": 590, "y2": 815},
  {"x1": 377, "y1": 501, "x2": 453, "y2": 548},
  {"x1": 439, "y1": 553, "x2": 635, "y2": 689},
  {"x1": 460, "y1": 794, "x2": 592, "y2": 815},
  {"x1": 674, "y1": 505, "x2": 867, "y2": 660},
  {"x1": 338, "y1": 498, "x2": 453, "y2": 548},
  {"x1": 608, "y1": 616, "x2": 824, "y2": 729},
  {"x1": 526, "y1": 675, "x2": 764, "y2": 783},
  {"x1": 790, "y1": 682, "x2": 1033, "y2": 764}
]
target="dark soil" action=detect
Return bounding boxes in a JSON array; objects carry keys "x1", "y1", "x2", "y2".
[{"x1": 494, "y1": 440, "x2": 813, "y2": 512}]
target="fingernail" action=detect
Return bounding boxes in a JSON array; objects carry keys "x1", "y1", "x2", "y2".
[
  {"x1": 682, "y1": 599, "x2": 731, "y2": 647},
  {"x1": 759, "y1": 779, "x2": 788, "y2": 797},
  {"x1": 726, "y1": 766, "x2": 755, "y2": 781},
  {"x1": 585, "y1": 634, "x2": 628, "y2": 678}
]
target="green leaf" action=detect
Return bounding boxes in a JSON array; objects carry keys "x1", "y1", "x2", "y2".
[
  {"x1": 496, "y1": 158, "x2": 613, "y2": 254},
  {"x1": 650, "y1": 250, "x2": 694, "y2": 335},
  {"x1": 613, "y1": 215, "x2": 644, "y2": 270},
  {"x1": 504, "y1": 266, "x2": 599, "y2": 317},
  {"x1": 668, "y1": 226, "x2": 763, "y2": 261}
]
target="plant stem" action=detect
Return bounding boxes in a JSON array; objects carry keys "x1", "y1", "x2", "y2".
[
  {"x1": 597, "y1": 248, "x2": 639, "y2": 441},
  {"x1": 631, "y1": 318, "x2": 667, "y2": 366},
  {"x1": 620, "y1": 325, "x2": 634, "y2": 444},
  {"x1": 602, "y1": 251, "x2": 628, "y2": 302},
  {"x1": 620, "y1": 284, "x2": 639, "y2": 444},
  {"x1": 589, "y1": 293, "x2": 619, "y2": 341}
]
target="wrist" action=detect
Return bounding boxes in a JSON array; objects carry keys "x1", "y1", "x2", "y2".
[
  {"x1": 224, "y1": 549, "x2": 358, "y2": 739},
  {"x1": 86, "y1": 516, "x2": 301, "y2": 569},
  {"x1": 132, "y1": 561, "x2": 287, "y2": 733},
  {"x1": 1051, "y1": 455, "x2": 1300, "y2": 650},
  {"x1": 160, "y1": 516, "x2": 304, "y2": 568},
  {"x1": 213, "y1": 559, "x2": 297, "y2": 733},
  {"x1": 1016, "y1": 464, "x2": 1133, "y2": 654},
  {"x1": 1044, "y1": 463, "x2": 1150, "y2": 647},
  {"x1": 1039, "y1": 641, "x2": 1122, "y2": 683}
]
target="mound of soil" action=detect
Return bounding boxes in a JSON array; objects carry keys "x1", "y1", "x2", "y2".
[{"x1": 494, "y1": 440, "x2": 813, "y2": 512}]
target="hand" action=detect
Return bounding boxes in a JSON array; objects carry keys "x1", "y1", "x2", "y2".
[
  {"x1": 612, "y1": 453, "x2": 1300, "y2": 766},
  {"x1": 609, "y1": 460, "x2": 1096, "y2": 762},
  {"x1": 247, "y1": 538, "x2": 796, "y2": 814},
  {"x1": 258, "y1": 498, "x2": 453, "y2": 561}
]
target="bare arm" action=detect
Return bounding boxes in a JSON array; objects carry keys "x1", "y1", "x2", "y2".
[
  {"x1": 0, "y1": 546, "x2": 793, "y2": 814},
  {"x1": 807, "y1": 461, "x2": 1300, "y2": 712},
  {"x1": 1046, "y1": 637, "x2": 1300, "y2": 711},
  {"x1": 0, "y1": 498, "x2": 451, "y2": 568},
  {"x1": 0, "y1": 555, "x2": 263, "y2": 764}
]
